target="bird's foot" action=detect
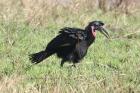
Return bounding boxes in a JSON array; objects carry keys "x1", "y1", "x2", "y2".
[{"x1": 72, "y1": 64, "x2": 76, "y2": 68}]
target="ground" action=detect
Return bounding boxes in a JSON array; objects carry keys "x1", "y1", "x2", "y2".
[{"x1": 0, "y1": 2, "x2": 140, "y2": 93}]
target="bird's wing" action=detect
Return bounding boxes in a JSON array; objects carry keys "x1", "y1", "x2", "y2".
[
  {"x1": 59, "y1": 27, "x2": 87, "y2": 40},
  {"x1": 46, "y1": 27, "x2": 87, "y2": 50}
]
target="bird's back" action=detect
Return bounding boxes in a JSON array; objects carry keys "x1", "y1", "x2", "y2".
[{"x1": 45, "y1": 27, "x2": 88, "y2": 61}]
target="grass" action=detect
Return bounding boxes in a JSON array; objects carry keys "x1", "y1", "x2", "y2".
[
  {"x1": 0, "y1": 0, "x2": 140, "y2": 93},
  {"x1": 0, "y1": 15, "x2": 140, "y2": 93}
]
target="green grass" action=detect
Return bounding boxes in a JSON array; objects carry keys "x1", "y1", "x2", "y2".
[{"x1": 0, "y1": 12, "x2": 140, "y2": 93}]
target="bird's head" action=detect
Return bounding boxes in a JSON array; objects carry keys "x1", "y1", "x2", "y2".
[{"x1": 85, "y1": 21, "x2": 110, "y2": 38}]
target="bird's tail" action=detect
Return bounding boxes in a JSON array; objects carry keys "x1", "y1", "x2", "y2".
[{"x1": 29, "y1": 51, "x2": 48, "y2": 64}]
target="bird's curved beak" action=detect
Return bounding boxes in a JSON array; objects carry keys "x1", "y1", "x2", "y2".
[{"x1": 98, "y1": 27, "x2": 110, "y2": 38}]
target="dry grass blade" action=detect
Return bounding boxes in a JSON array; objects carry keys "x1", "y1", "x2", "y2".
[
  {"x1": 110, "y1": 28, "x2": 140, "y2": 40},
  {"x1": 0, "y1": 74, "x2": 25, "y2": 93}
]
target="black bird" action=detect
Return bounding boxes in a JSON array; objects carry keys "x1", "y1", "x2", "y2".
[{"x1": 29, "y1": 21, "x2": 109, "y2": 67}]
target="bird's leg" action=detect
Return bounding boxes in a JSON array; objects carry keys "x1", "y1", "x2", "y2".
[
  {"x1": 60, "y1": 59, "x2": 66, "y2": 67},
  {"x1": 72, "y1": 63, "x2": 76, "y2": 68}
]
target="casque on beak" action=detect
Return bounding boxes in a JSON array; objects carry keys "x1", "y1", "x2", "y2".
[{"x1": 98, "y1": 26, "x2": 110, "y2": 38}]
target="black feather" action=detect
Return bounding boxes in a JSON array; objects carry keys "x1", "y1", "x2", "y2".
[
  {"x1": 29, "y1": 21, "x2": 107, "y2": 67},
  {"x1": 59, "y1": 27, "x2": 87, "y2": 40}
]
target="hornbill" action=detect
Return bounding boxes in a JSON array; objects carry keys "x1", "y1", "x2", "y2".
[{"x1": 29, "y1": 21, "x2": 110, "y2": 67}]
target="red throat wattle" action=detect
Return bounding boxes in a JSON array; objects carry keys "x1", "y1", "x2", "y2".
[{"x1": 91, "y1": 26, "x2": 96, "y2": 37}]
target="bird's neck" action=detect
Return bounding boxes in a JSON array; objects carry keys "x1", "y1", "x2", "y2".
[{"x1": 86, "y1": 30, "x2": 96, "y2": 46}]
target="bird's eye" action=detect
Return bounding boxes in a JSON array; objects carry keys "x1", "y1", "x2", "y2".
[{"x1": 101, "y1": 23, "x2": 104, "y2": 26}]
